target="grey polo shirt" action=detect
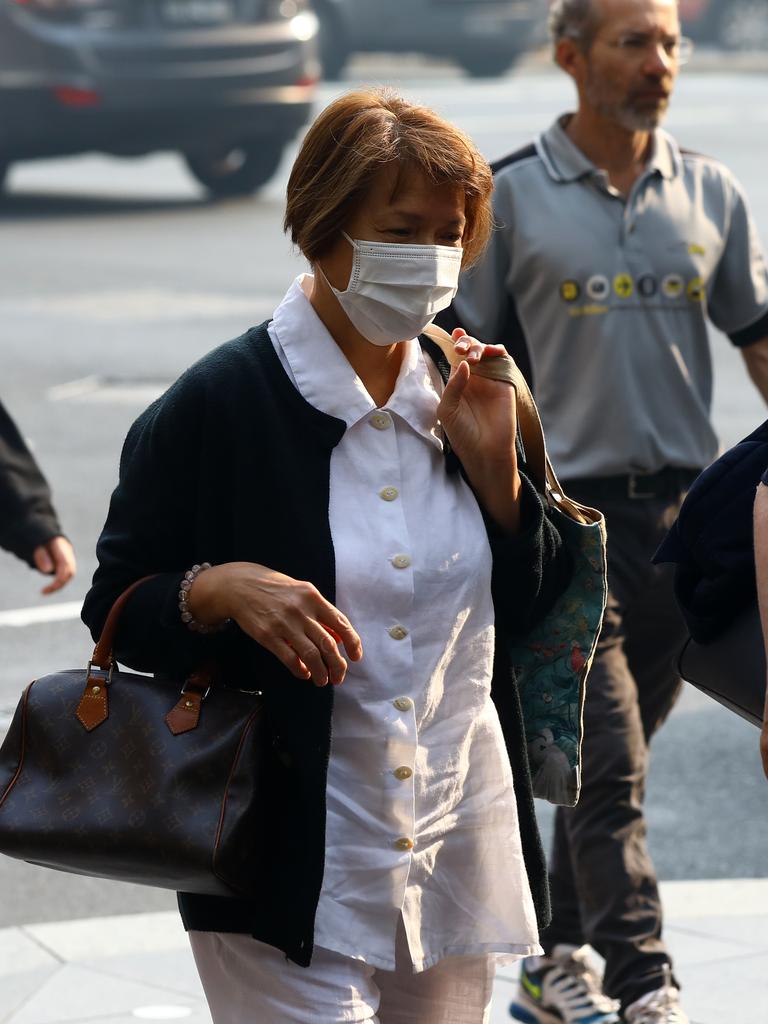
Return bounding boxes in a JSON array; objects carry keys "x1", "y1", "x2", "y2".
[{"x1": 452, "y1": 116, "x2": 768, "y2": 479}]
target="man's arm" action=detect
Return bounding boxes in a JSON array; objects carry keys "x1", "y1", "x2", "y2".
[
  {"x1": 742, "y1": 337, "x2": 768, "y2": 405},
  {"x1": 753, "y1": 481, "x2": 768, "y2": 778}
]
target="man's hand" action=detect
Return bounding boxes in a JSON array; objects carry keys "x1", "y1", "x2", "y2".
[{"x1": 33, "y1": 535, "x2": 76, "y2": 595}]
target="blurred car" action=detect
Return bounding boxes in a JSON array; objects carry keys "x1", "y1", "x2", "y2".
[
  {"x1": 0, "y1": 0, "x2": 320, "y2": 198},
  {"x1": 312, "y1": 0, "x2": 540, "y2": 79},
  {"x1": 680, "y1": 0, "x2": 768, "y2": 50}
]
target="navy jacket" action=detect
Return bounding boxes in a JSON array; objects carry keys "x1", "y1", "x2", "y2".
[{"x1": 654, "y1": 418, "x2": 768, "y2": 643}]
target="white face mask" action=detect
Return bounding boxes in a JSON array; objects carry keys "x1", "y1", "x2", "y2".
[{"x1": 320, "y1": 232, "x2": 463, "y2": 347}]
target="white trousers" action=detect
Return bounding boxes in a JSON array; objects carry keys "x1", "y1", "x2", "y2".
[{"x1": 189, "y1": 917, "x2": 496, "y2": 1024}]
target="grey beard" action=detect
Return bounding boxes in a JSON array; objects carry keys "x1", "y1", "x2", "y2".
[
  {"x1": 615, "y1": 102, "x2": 667, "y2": 132},
  {"x1": 585, "y1": 77, "x2": 668, "y2": 132}
]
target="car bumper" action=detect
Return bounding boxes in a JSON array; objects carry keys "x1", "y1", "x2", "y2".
[{"x1": 0, "y1": 84, "x2": 315, "y2": 159}]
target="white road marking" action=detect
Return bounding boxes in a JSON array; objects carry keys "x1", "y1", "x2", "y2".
[
  {"x1": 48, "y1": 377, "x2": 171, "y2": 404},
  {"x1": 0, "y1": 601, "x2": 82, "y2": 628},
  {"x1": 0, "y1": 288, "x2": 274, "y2": 322}
]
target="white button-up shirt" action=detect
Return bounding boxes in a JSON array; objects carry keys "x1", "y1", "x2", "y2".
[{"x1": 268, "y1": 276, "x2": 541, "y2": 972}]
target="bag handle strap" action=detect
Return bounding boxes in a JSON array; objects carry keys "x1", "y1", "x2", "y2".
[
  {"x1": 90, "y1": 575, "x2": 156, "y2": 670},
  {"x1": 422, "y1": 323, "x2": 598, "y2": 526},
  {"x1": 80, "y1": 574, "x2": 219, "y2": 735}
]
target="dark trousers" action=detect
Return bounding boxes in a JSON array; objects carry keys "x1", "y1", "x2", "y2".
[{"x1": 542, "y1": 474, "x2": 694, "y2": 1010}]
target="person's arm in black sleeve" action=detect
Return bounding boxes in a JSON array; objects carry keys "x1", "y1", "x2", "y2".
[
  {"x1": 81, "y1": 373, "x2": 228, "y2": 675},
  {"x1": 0, "y1": 398, "x2": 64, "y2": 566}
]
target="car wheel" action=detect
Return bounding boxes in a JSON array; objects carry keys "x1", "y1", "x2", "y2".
[
  {"x1": 457, "y1": 52, "x2": 518, "y2": 78},
  {"x1": 315, "y1": 2, "x2": 349, "y2": 79},
  {"x1": 717, "y1": 0, "x2": 768, "y2": 49},
  {"x1": 184, "y1": 140, "x2": 285, "y2": 198}
]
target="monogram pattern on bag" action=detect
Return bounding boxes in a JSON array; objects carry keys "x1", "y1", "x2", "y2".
[{"x1": 0, "y1": 669, "x2": 266, "y2": 896}]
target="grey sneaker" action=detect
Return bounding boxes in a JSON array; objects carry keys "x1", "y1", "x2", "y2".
[
  {"x1": 623, "y1": 982, "x2": 689, "y2": 1024},
  {"x1": 509, "y1": 944, "x2": 621, "y2": 1024}
]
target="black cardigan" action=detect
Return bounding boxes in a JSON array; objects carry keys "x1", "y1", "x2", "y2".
[
  {"x1": 0, "y1": 399, "x2": 63, "y2": 565},
  {"x1": 82, "y1": 323, "x2": 569, "y2": 967}
]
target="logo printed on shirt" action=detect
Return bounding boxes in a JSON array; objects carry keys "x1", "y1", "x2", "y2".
[
  {"x1": 586, "y1": 275, "x2": 610, "y2": 301},
  {"x1": 613, "y1": 274, "x2": 634, "y2": 299},
  {"x1": 688, "y1": 243, "x2": 706, "y2": 255},
  {"x1": 687, "y1": 276, "x2": 705, "y2": 302},
  {"x1": 560, "y1": 280, "x2": 581, "y2": 303},
  {"x1": 637, "y1": 274, "x2": 658, "y2": 298},
  {"x1": 662, "y1": 273, "x2": 685, "y2": 298}
]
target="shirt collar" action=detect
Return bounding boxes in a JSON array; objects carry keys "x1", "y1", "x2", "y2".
[
  {"x1": 537, "y1": 114, "x2": 681, "y2": 184},
  {"x1": 271, "y1": 275, "x2": 443, "y2": 449}
]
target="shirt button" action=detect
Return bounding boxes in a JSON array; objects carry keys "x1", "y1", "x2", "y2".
[
  {"x1": 388, "y1": 625, "x2": 408, "y2": 641},
  {"x1": 379, "y1": 486, "x2": 399, "y2": 502},
  {"x1": 393, "y1": 696, "x2": 413, "y2": 712},
  {"x1": 370, "y1": 412, "x2": 392, "y2": 430},
  {"x1": 393, "y1": 766, "x2": 413, "y2": 781},
  {"x1": 391, "y1": 554, "x2": 411, "y2": 569},
  {"x1": 394, "y1": 837, "x2": 414, "y2": 851}
]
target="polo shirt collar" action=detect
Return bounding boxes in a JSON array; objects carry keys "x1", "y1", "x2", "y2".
[
  {"x1": 271, "y1": 275, "x2": 442, "y2": 449},
  {"x1": 537, "y1": 114, "x2": 681, "y2": 183}
]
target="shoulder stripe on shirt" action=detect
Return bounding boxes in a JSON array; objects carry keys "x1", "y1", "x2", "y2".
[
  {"x1": 491, "y1": 143, "x2": 538, "y2": 176},
  {"x1": 730, "y1": 308, "x2": 768, "y2": 348}
]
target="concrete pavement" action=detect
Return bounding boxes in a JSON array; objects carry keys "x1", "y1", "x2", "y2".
[{"x1": 2, "y1": 879, "x2": 767, "y2": 1024}]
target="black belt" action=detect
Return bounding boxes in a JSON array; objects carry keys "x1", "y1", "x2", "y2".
[{"x1": 562, "y1": 466, "x2": 701, "y2": 501}]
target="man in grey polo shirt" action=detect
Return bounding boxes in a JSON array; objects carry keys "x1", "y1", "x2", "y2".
[{"x1": 440, "y1": 1, "x2": 768, "y2": 1022}]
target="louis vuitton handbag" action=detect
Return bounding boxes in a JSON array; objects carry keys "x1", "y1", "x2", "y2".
[
  {"x1": 424, "y1": 325, "x2": 608, "y2": 807},
  {"x1": 0, "y1": 577, "x2": 267, "y2": 895}
]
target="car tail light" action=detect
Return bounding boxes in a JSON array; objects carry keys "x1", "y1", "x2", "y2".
[{"x1": 53, "y1": 85, "x2": 101, "y2": 107}]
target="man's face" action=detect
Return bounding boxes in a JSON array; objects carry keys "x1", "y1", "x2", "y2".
[{"x1": 579, "y1": 0, "x2": 682, "y2": 131}]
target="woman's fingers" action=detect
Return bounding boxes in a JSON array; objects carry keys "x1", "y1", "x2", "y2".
[
  {"x1": 320, "y1": 607, "x2": 363, "y2": 662},
  {"x1": 451, "y1": 328, "x2": 507, "y2": 365},
  {"x1": 438, "y1": 359, "x2": 471, "y2": 422},
  {"x1": 267, "y1": 637, "x2": 312, "y2": 682},
  {"x1": 306, "y1": 621, "x2": 349, "y2": 685}
]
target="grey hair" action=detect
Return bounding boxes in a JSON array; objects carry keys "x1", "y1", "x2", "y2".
[{"x1": 547, "y1": 0, "x2": 600, "y2": 50}]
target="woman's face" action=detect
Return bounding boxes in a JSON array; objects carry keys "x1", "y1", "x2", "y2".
[{"x1": 318, "y1": 162, "x2": 467, "y2": 292}]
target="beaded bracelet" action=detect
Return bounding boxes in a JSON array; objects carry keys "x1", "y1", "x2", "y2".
[{"x1": 179, "y1": 562, "x2": 229, "y2": 634}]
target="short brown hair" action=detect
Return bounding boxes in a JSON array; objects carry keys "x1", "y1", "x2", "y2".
[{"x1": 284, "y1": 89, "x2": 493, "y2": 268}]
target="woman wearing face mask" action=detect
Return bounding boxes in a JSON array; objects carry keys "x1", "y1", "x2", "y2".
[{"x1": 82, "y1": 89, "x2": 571, "y2": 1024}]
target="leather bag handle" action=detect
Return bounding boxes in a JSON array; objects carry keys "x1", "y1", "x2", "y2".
[
  {"x1": 422, "y1": 323, "x2": 599, "y2": 526},
  {"x1": 90, "y1": 574, "x2": 156, "y2": 670},
  {"x1": 78, "y1": 574, "x2": 217, "y2": 734}
]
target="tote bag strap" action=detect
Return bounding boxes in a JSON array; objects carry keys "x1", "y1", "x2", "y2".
[
  {"x1": 422, "y1": 324, "x2": 596, "y2": 526},
  {"x1": 90, "y1": 575, "x2": 157, "y2": 670}
]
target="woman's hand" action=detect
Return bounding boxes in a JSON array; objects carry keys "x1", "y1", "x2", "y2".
[
  {"x1": 188, "y1": 562, "x2": 363, "y2": 687},
  {"x1": 436, "y1": 328, "x2": 522, "y2": 533}
]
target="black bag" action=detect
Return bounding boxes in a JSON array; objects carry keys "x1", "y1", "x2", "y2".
[
  {"x1": 0, "y1": 578, "x2": 268, "y2": 894},
  {"x1": 678, "y1": 603, "x2": 765, "y2": 726},
  {"x1": 654, "y1": 419, "x2": 768, "y2": 726}
]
